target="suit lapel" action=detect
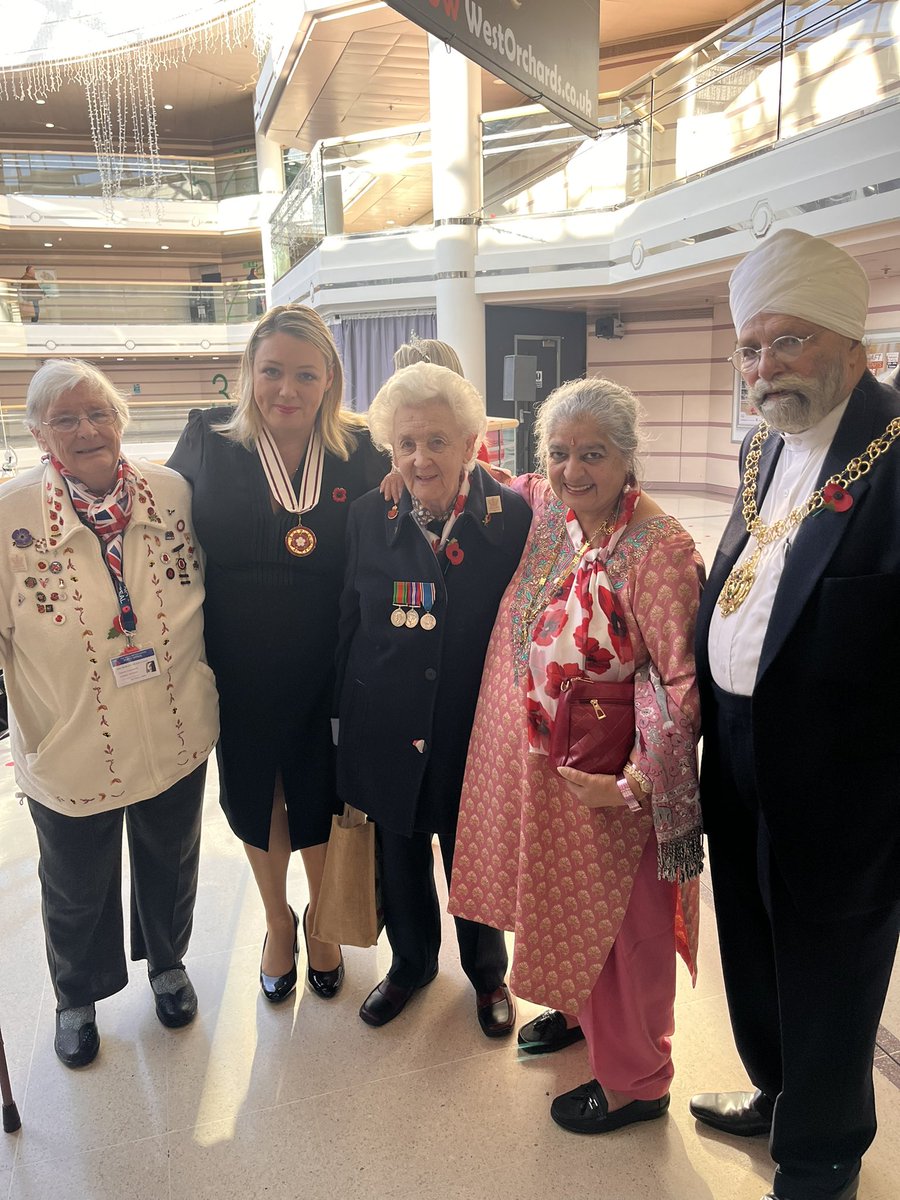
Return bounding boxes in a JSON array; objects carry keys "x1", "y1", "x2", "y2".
[{"x1": 757, "y1": 388, "x2": 876, "y2": 679}]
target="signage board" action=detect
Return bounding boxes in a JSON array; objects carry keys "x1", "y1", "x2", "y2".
[{"x1": 387, "y1": 0, "x2": 600, "y2": 134}]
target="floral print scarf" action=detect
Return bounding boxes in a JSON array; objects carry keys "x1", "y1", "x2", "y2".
[{"x1": 526, "y1": 486, "x2": 639, "y2": 753}]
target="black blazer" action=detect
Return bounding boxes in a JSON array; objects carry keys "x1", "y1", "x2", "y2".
[
  {"x1": 335, "y1": 465, "x2": 531, "y2": 837},
  {"x1": 697, "y1": 372, "x2": 900, "y2": 919}
]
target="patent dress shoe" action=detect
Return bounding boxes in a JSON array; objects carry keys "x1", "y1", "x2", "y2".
[
  {"x1": 359, "y1": 968, "x2": 438, "y2": 1027},
  {"x1": 302, "y1": 904, "x2": 344, "y2": 999},
  {"x1": 551, "y1": 1078, "x2": 670, "y2": 1134},
  {"x1": 54, "y1": 1004, "x2": 100, "y2": 1068},
  {"x1": 475, "y1": 984, "x2": 516, "y2": 1038},
  {"x1": 517, "y1": 1008, "x2": 585, "y2": 1055},
  {"x1": 761, "y1": 1181, "x2": 859, "y2": 1200},
  {"x1": 690, "y1": 1088, "x2": 774, "y2": 1137},
  {"x1": 150, "y1": 965, "x2": 198, "y2": 1028},
  {"x1": 260, "y1": 907, "x2": 300, "y2": 1003}
]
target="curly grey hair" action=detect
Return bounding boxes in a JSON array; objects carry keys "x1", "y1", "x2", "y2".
[
  {"x1": 368, "y1": 362, "x2": 487, "y2": 468},
  {"x1": 533, "y1": 376, "x2": 643, "y2": 475},
  {"x1": 25, "y1": 359, "x2": 130, "y2": 431}
]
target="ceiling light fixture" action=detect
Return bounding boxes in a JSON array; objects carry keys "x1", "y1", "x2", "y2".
[
  {"x1": 36, "y1": 98, "x2": 45, "y2": 105},
  {"x1": 103, "y1": 243, "x2": 112, "y2": 249},
  {"x1": 45, "y1": 122, "x2": 55, "y2": 128},
  {"x1": 0, "y1": 5, "x2": 269, "y2": 215},
  {"x1": 163, "y1": 103, "x2": 174, "y2": 110},
  {"x1": 44, "y1": 242, "x2": 53, "y2": 247},
  {"x1": 160, "y1": 244, "x2": 169, "y2": 250}
]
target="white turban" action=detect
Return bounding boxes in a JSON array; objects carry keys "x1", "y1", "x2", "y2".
[{"x1": 729, "y1": 228, "x2": 869, "y2": 340}]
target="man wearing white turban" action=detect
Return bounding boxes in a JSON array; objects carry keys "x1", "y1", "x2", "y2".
[{"x1": 690, "y1": 228, "x2": 900, "y2": 1200}]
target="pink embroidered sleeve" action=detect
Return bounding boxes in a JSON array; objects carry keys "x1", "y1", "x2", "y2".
[{"x1": 625, "y1": 527, "x2": 703, "y2": 736}]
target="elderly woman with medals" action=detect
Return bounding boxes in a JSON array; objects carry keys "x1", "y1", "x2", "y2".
[
  {"x1": 449, "y1": 376, "x2": 705, "y2": 1133},
  {"x1": 169, "y1": 305, "x2": 387, "y2": 1004},
  {"x1": 0, "y1": 359, "x2": 218, "y2": 1068},
  {"x1": 335, "y1": 362, "x2": 532, "y2": 1032}
]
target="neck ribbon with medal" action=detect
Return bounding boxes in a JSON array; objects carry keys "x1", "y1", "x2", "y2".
[{"x1": 257, "y1": 424, "x2": 325, "y2": 557}]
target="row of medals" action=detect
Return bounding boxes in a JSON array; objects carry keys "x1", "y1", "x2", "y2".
[{"x1": 391, "y1": 606, "x2": 436, "y2": 630}]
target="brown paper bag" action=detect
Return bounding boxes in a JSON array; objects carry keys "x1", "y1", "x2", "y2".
[{"x1": 312, "y1": 804, "x2": 382, "y2": 948}]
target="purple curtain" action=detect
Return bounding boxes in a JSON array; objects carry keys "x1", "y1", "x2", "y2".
[{"x1": 336, "y1": 312, "x2": 436, "y2": 412}]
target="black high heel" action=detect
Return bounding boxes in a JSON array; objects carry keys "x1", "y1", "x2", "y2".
[
  {"x1": 302, "y1": 904, "x2": 345, "y2": 999},
  {"x1": 259, "y1": 907, "x2": 300, "y2": 1003}
]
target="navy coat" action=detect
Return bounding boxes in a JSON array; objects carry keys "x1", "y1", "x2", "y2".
[
  {"x1": 335, "y1": 465, "x2": 531, "y2": 837},
  {"x1": 696, "y1": 372, "x2": 900, "y2": 918}
]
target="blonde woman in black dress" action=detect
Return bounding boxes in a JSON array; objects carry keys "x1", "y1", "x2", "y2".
[{"x1": 170, "y1": 306, "x2": 387, "y2": 1003}]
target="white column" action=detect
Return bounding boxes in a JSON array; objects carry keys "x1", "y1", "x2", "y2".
[
  {"x1": 428, "y1": 36, "x2": 485, "y2": 395},
  {"x1": 255, "y1": 130, "x2": 286, "y2": 304}
]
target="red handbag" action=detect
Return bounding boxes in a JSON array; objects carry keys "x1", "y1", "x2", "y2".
[{"x1": 548, "y1": 677, "x2": 635, "y2": 776}]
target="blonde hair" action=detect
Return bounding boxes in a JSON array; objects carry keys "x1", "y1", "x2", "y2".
[
  {"x1": 393, "y1": 338, "x2": 463, "y2": 376},
  {"x1": 368, "y1": 363, "x2": 487, "y2": 470},
  {"x1": 26, "y1": 359, "x2": 130, "y2": 431},
  {"x1": 215, "y1": 304, "x2": 365, "y2": 458}
]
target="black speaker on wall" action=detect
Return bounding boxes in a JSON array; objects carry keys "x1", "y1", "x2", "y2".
[{"x1": 594, "y1": 316, "x2": 625, "y2": 339}]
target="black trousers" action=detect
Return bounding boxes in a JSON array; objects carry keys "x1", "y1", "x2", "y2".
[
  {"x1": 707, "y1": 687, "x2": 899, "y2": 1200},
  {"x1": 28, "y1": 764, "x2": 206, "y2": 1009},
  {"x1": 378, "y1": 825, "x2": 508, "y2": 992}
]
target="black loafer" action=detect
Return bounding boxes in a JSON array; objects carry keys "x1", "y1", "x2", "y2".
[
  {"x1": 150, "y1": 966, "x2": 198, "y2": 1029},
  {"x1": 551, "y1": 1078, "x2": 669, "y2": 1134},
  {"x1": 690, "y1": 1089, "x2": 774, "y2": 1137},
  {"x1": 302, "y1": 904, "x2": 345, "y2": 999},
  {"x1": 54, "y1": 1007, "x2": 100, "y2": 1068},
  {"x1": 761, "y1": 1183, "x2": 858, "y2": 1200},
  {"x1": 260, "y1": 908, "x2": 300, "y2": 1003},
  {"x1": 517, "y1": 1009, "x2": 585, "y2": 1055},
  {"x1": 476, "y1": 984, "x2": 516, "y2": 1038},
  {"x1": 359, "y1": 968, "x2": 438, "y2": 1027}
]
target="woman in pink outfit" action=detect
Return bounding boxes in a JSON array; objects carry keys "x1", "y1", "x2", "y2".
[{"x1": 449, "y1": 376, "x2": 704, "y2": 1134}]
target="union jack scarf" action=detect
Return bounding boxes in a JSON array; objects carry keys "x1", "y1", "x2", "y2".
[{"x1": 52, "y1": 455, "x2": 134, "y2": 584}]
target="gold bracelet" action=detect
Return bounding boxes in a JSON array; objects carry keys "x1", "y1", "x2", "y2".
[{"x1": 624, "y1": 762, "x2": 652, "y2": 797}]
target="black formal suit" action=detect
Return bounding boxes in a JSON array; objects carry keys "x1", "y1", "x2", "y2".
[
  {"x1": 696, "y1": 372, "x2": 900, "y2": 1199},
  {"x1": 336, "y1": 465, "x2": 531, "y2": 989}
]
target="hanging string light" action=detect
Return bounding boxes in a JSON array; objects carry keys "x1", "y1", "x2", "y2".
[{"x1": 0, "y1": 2, "x2": 269, "y2": 212}]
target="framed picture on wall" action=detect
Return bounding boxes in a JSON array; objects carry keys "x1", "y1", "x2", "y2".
[{"x1": 731, "y1": 372, "x2": 759, "y2": 442}]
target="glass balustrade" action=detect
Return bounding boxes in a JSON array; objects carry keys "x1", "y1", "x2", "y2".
[
  {"x1": 0, "y1": 149, "x2": 259, "y2": 200},
  {"x1": 269, "y1": 0, "x2": 899, "y2": 278},
  {"x1": 0, "y1": 280, "x2": 265, "y2": 325}
]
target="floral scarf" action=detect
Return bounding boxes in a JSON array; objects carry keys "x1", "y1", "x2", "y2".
[
  {"x1": 526, "y1": 486, "x2": 639, "y2": 752},
  {"x1": 411, "y1": 469, "x2": 471, "y2": 557}
]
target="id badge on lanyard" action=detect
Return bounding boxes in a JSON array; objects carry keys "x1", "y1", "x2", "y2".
[{"x1": 108, "y1": 575, "x2": 159, "y2": 687}]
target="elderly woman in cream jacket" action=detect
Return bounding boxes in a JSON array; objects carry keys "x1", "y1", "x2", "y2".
[{"x1": 0, "y1": 359, "x2": 218, "y2": 1069}]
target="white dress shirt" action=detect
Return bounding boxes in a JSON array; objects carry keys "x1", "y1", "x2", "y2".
[{"x1": 708, "y1": 396, "x2": 850, "y2": 696}]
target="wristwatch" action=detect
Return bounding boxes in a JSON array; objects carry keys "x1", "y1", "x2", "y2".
[{"x1": 616, "y1": 773, "x2": 643, "y2": 813}]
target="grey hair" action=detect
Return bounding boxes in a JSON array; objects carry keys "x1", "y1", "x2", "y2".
[
  {"x1": 533, "y1": 376, "x2": 643, "y2": 475},
  {"x1": 368, "y1": 362, "x2": 487, "y2": 469},
  {"x1": 25, "y1": 359, "x2": 130, "y2": 431},
  {"x1": 393, "y1": 338, "x2": 463, "y2": 376}
]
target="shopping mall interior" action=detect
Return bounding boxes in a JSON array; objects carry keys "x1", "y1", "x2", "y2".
[{"x1": 0, "y1": 2, "x2": 898, "y2": 1197}]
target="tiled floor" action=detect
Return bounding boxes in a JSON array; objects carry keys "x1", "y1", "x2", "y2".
[{"x1": 1, "y1": 490, "x2": 898, "y2": 1200}]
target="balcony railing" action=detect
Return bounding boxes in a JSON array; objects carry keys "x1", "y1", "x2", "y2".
[
  {"x1": 0, "y1": 280, "x2": 266, "y2": 326},
  {"x1": 270, "y1": 0, "x2": 900, "y2": 277},
  {"x1": 0, "y1": 150, "x2": 259, "y2": 201}
]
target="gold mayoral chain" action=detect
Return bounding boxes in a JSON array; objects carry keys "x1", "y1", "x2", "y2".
[{"x1": 717, "y1": 416, "x2": 900, "y2": 617}]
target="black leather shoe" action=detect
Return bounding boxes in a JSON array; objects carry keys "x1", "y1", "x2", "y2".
[
  {"x1": 761, "y1": 1182, "x2": 858, "y2": 1200},
  {"x1": 551, "y1": 1078, "x2": 669, "y2": 1134},
  {"x1": 359, "y1": 968, "x2": 438, "y2": 1027},
  {"x1": 260, "y1": 907, "x2": 300, "y2": 1003},
  {"x1": 476, "y1": 984, "x2": 516, "y2": 1038},
  {"x1": 517, "y1": 1009, "x2": 585, "y2": 1055},
  {"x1": 150, "y1": 966, "x2": 198, "y2": 1028},
  {"x1": 54, "y1": 1006, "x2": 100, "y2": 1068},
  {"x1": 690, "y1": 1089, "x2": 774, "y2": 1137},
  {"x1": 302, "y1": 904, "x2": 344, "y2": 999}
]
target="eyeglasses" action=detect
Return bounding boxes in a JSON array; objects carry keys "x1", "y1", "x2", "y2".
[
  {"x1": 728, "y1": 333, "x2": 817, "y2": 373},
  {"x1": 42, "y1": 409, "x2": 119, "y2": 433}
]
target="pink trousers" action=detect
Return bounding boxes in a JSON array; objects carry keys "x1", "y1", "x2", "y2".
[{"x1": 576, "y1": 832, "x2": 678, "y2": 1101}]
